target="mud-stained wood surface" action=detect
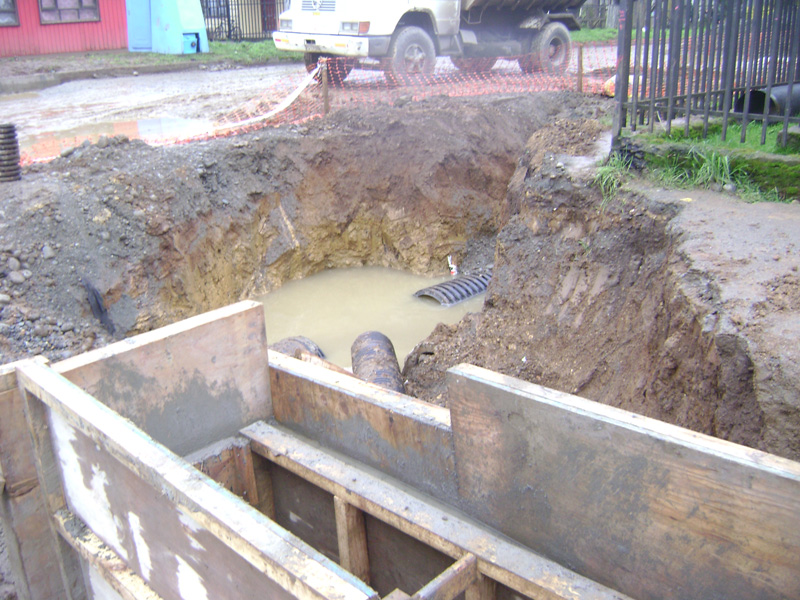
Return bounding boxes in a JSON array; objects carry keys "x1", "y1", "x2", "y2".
[
  {"x1": 54, "y1": 509, "x2": 163, "y2": 600},
  {"x1": 54, "y1": 301, "x2": 271, "y2": 456},
  {"x1": 0, "y1": 358, "x2": 71, "y2": 600},
  {"x1": 447, "y1": 364, "x2": 800, "y2": 600},
  {"x1": 242, "y1": 421, "x2": 633, "y2": 600},
  {"x1": 15, "y1": 359, "x2": 379, "y2": 600},
  {"x1": 268, "y1": 351, "x2": 458, "y2": 503}
]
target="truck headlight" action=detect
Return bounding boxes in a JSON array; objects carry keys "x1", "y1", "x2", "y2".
[
  {"x1": 280, "y1": 19, "x2": 292, "y2": 30},
  {"x1": 341, "y1": 21, "x2": 370, "y2": 34}
]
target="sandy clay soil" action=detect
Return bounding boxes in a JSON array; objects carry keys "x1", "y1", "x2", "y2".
[{"x1": 0, "y1": 75, "x2": 799, "y2": 598}]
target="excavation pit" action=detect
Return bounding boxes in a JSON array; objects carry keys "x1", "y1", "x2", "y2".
[{"x1": 0, "y1": 92, "x2": 798, "y2": 464}]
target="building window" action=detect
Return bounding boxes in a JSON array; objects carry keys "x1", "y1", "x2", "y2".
[
  {"x1": 39, "y1": 0, "x2": 100, "y2": 24},
  {"x1": 0, "y1": 0, "x2": 19, "y2": 26}
]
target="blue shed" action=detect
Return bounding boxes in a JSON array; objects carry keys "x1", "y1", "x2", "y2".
[{"x1": 126, "y1": 0, "x2": 209, "y2": 54}]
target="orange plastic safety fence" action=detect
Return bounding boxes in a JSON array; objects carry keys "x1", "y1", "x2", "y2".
[{"x1": 20, "y1": 41, "x2": 619, "y2": 165}]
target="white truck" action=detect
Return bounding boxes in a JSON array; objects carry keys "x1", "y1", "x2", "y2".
[{"x1": 272, "y1": 0, "x2": 587, "y2": 85}]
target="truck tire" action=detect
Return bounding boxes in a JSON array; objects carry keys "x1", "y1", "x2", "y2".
[
  {"x1": 518, "y1": 22, "x2": 571, "y2": 75},
  {"x1": 384, "y1": 26, "x2": 436, "y2": 85},
  {"x1": 304, "y1": 53, "x2": 354, "y2": 86},
  {"x1": 451, "y1": 57, "x2": 497, "y2": 73}
]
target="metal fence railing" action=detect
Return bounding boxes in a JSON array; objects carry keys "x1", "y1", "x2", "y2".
[
  {"x1": 613, "y1": 0, "x2": 800, "y2": 147},
  {"x1": 200, "y1": 0, "x2": 286, "y2": 41}
]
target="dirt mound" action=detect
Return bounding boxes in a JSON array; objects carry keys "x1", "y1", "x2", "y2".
[{"x1": 1, "y1": 89, "x2": 799, "y2": 471}]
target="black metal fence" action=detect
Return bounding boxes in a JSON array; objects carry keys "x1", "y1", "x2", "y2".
[
  {"x1": 613, "y1": 0, "x2": 800, "y2": 147},
  {"x1": 200, "y1": 0, "x2": 288, "y2": 41}
]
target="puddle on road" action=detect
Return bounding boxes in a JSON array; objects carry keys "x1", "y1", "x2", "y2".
[
  {"x1": 258, "y1": 267, "x2": 484, "y2": 369},
  {"x1": 19, "y1": 117, "x2": 214, "y2": 161}
]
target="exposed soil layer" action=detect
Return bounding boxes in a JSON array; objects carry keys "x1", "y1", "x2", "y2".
[{"x1": 0, "y1": 91, "x2": 798, "y2": 472}]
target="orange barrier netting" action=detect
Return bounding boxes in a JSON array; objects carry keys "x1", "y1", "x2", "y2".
[{"x1": 20, "y1": 41, "x2": 618, "y2": 165}]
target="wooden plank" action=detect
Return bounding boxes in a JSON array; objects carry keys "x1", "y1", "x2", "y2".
[
  {"x1": 19, "y1": 376, "x2": 87, "y2": 600},
  {"x1": 242, "y1": 421, "x2": 634, "y2": 600},
  {"x1": 412, "y1": 554, "x2": 477, "y2": 600},
  {"x1": 233, "y1": 443, "x2": 261, "y2": 508},
  {"x1": 55, "y1": 301, "x2": 271, "y2": 456},
  {"x1": 447, "y1": 364, "x2": 800, "y2": 600},
  {"x1": 251, "y1": 452, "x2": 276, "y2": 520},
  {"x1": 269, "y1": 350, "x2": 458, "y2": 503},
  {"x1": 465, "y1": 575, "x2": 495, "y2": 600},
  {"x1": 16, "y1": 360, "x2": 379, "y2": 600},
  {"x1": 53, "y1": 509, "x2": 164, "y2": 600},
  {"x1": 334, "y1": 496, "x2": 371, "y2": 584}
]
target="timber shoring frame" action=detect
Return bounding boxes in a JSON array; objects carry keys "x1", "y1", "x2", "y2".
[{"x1": 2, "y1": 301, "x2": 800, "y2": 600}]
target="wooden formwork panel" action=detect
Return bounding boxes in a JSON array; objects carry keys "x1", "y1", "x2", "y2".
[
  {"x1": 269, "y1": 351, "x2": 457, "y2": 503},
  {"x1": 15, "y1": 359, "x2": 378, "y2": 600},
  {"x1": 55, "y1": 301, "x2": 271, "y2": 456},
  {"x1": 447, "y1": 364, "x2": 800, "y2": 600}
]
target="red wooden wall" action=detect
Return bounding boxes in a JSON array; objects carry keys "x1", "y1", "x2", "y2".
[{"x1": 0, "y1": 0, "x2": 128, "y2": 57}]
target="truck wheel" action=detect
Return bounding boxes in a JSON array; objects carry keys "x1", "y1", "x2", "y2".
[
  {"x1": 518, "y1": 22, "x2": 571, "y2": 75},
  {"x1": 451, "y1": 57, "x2": 497, "y2": 73},
  {"x1": 385, "y1": 26, "x2": 436, "y2": 85},
  {"x1": 304, "y1": 53, "x2": 354, "y2": 86}
]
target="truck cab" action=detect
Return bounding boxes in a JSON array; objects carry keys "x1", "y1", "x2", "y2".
[{"x1": 272, "y1": 0, "x2": 585, "y2": 84}]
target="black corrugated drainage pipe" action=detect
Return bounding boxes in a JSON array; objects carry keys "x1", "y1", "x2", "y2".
[
  {"x1": 0, "y1": 124, "x2": 21, "y2": 182},
  {"x1": 413, "y1": 269, "x2": 492, "y2": 306},
  {"x1": 351, "y1": 331, "x2": 405, "y2": 394},
  {"x1": 270, "y1": 336, "x2": 326, "y2": 359},
  {"x1": 733, "y1": 84, "x2": 800, "y2": 117}
]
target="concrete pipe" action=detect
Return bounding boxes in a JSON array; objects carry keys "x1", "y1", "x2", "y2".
[
  {"x1": 733, "y1": 84, "x2": 800, "y2": 117},
  {"x1": 351, "y1": 331, "x2": 405, "y2": 394}
]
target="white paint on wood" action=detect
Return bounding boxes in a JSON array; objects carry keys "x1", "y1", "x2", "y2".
[
  {"x1": 290, "y1": 511, "x2": 315, "y2": 529},
  {"x1": 87, "y1": 563, "x2": 127, "y2": 600},
  {"x1": 128, "y1": 512, "x2": 152, "y2": 581},
  {"x1": 50, "y1": 409, "x2": 128, "y2": 562},
  {"x1": 175, "y1": 556, "x2": 209, "y2": 600},
  {"x1": 178, "y1": 509, "x2": 206, "y2": 551}
]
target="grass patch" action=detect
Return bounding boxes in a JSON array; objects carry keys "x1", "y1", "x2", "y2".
[
  {"x1": 648, "y1": 146, "x2": 788, "y2": 203},
  {"x1": 208, "y1": 40, "x2": 303, "y2": 64},
  {"x1": 652, "y1": 120, "x2": 798, "y2": 156},
  {"x1": 593, "y1": 152, "x2": 632, "y2": 209},
  {"x1": 572, "y1": 28, "x2": 617, "y2": 44}
]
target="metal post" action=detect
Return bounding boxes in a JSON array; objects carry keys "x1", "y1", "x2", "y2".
[
  {"x1": 577, "y1": 45, "x2": 583, "y2": 93},
  {"x1": 612, "y1": 0, "x2": 635, "y2": 150},
  {"x1": 322, "y1": 59, "x2": 330, "y2": 116}
]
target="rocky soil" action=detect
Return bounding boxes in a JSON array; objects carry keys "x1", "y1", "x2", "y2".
[{"x1": 1, "y1": 86, "x2": 799, "y2": 596}]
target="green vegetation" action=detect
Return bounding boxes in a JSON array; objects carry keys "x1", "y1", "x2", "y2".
[
  {"x1": 572, "y1": 28, "x2": 617, "y2": 44},
  {"x1": 593, "y1": 152, "x2": 632, "y2": 209},
  {"x1": 647, "y1": 146, "x2": 787, "y2": 203},
  {"x1": 652, "y1": 120, "x2": 797, "y2": 156},
  {"x1": 635, "y1": 118, "x2": 799, "y2": 202},
  {"x1": 208, "y1": 40, "x2": 303, "y2": 64}
]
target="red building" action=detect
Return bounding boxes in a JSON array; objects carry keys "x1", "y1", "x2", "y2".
[{"x1": 0, "y1": 0, "x2": 128, "y2": 57}]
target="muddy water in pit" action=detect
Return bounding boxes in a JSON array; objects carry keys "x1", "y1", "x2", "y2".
[{"x1": 258, "y1": 267, "x2": 484, "y2": 369}]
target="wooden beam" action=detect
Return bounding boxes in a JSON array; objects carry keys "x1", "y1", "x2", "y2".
[
  {"x1": 334, "y1": 496, "x2": 371, "y2": 584},
  {"x1": 465, "y1": 574, "x2": 496, "y2": 600},
  {"x1": 242, "y1": 421, "x2": 635, "y2": 600},
  {"x1": 16, "y1": 359, "x2": 379, "y2": 600},
  {"x1": 19, "y1": 374, "x2": 87, "y2": 600},
  {"x1": 234, "y1": 443, "x2": 261, "y2": 508},
  {"x1": 447, "y1": 363, "x2": 800, "y2": 600},
  {"x1": 268, "y1": 350, "x2": 458, "y2": 504},
  {"x1": 0, "y1": 356, "x2": 70, "y2": 600},
  {"x1": 412, "y1": 554, "x2": 477, "y2": 600},
  {"x1": 54, "y1": 509, "x2": 164, "y2": 600}
]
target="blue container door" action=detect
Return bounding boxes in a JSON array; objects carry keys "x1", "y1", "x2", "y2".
[{"x1": 127, "y1": 0, "x2": 153, "y2": 52}]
